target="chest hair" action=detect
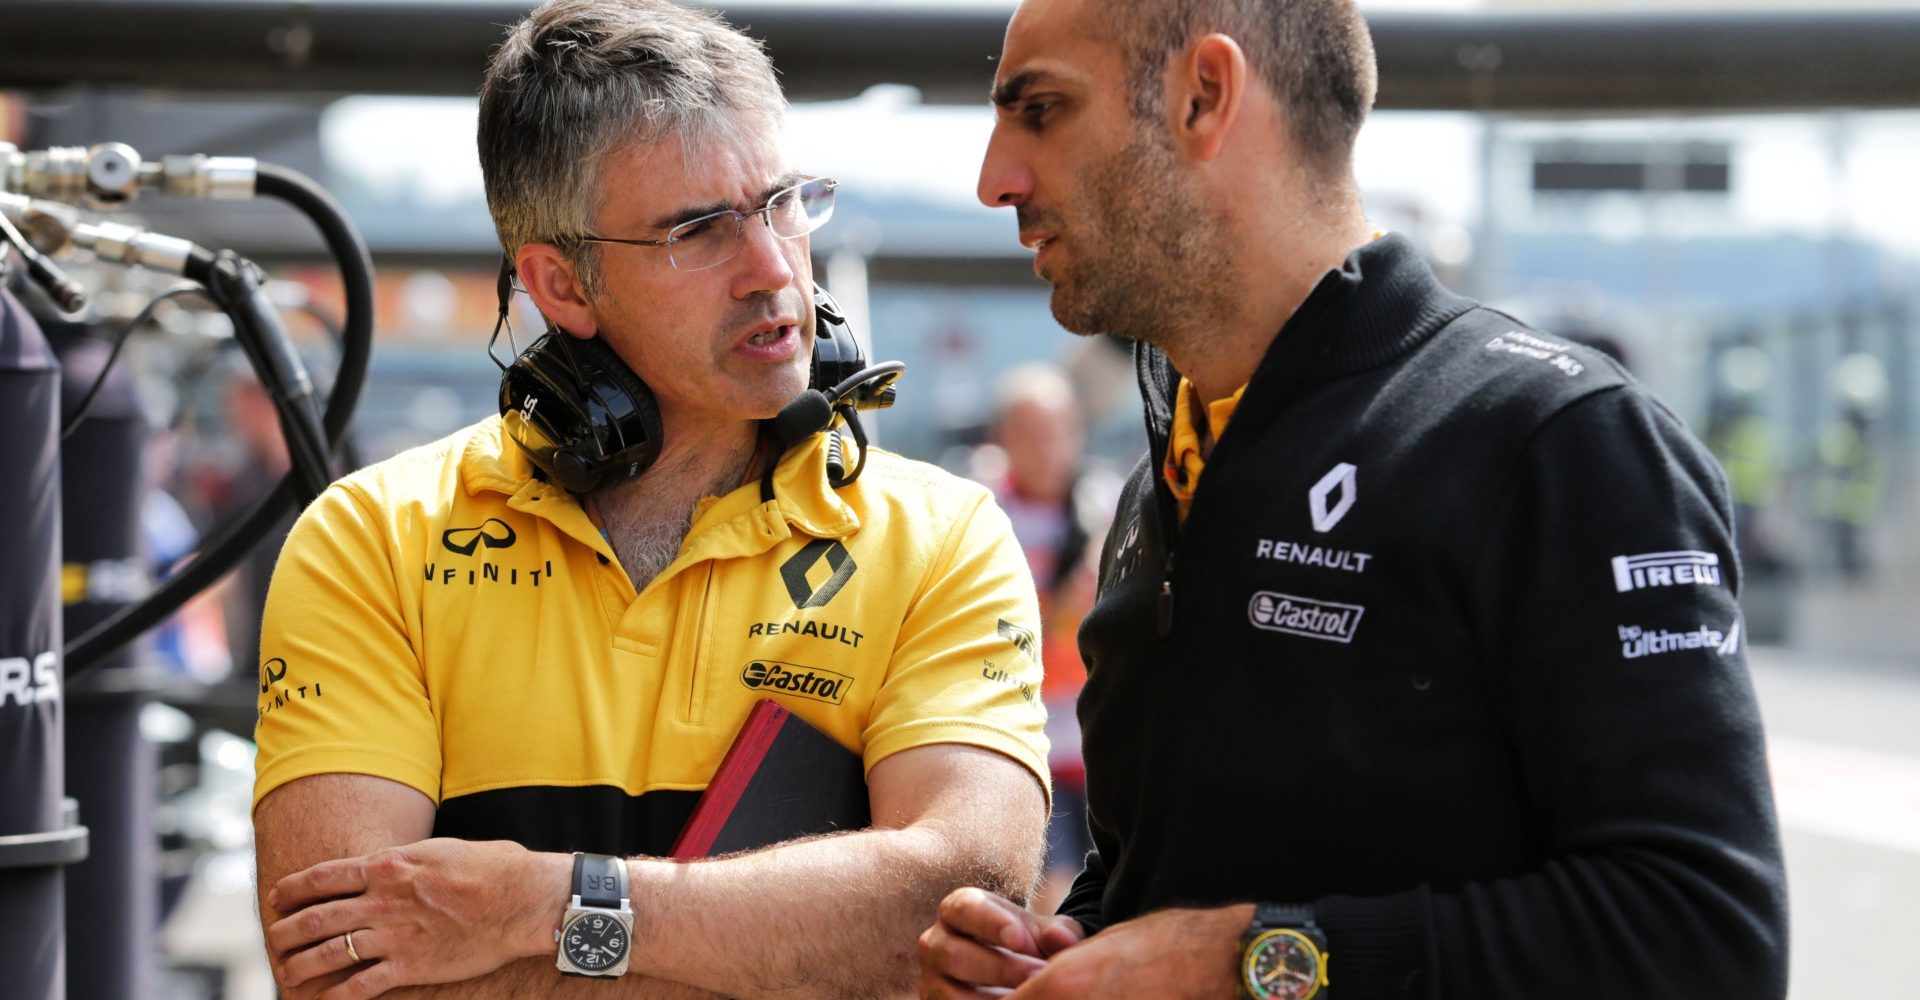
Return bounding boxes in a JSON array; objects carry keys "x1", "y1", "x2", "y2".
[{"x1": 589, "y1": 445, "x2": 756, "y2": 592}]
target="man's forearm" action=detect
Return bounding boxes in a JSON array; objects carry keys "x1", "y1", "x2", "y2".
[
  {"x1": 382, "y1": 826, "x2": 1022, "y2": 1000},
  {"x1": 261, "y1": 749, "x2": 1046, "y2": 1000},
  {"x1": 621, "y1": 823, "x2": 1030, "y2": 1000},
  {"x1": 382, "y1": 959, "x2": 724, "y2": 1000}
]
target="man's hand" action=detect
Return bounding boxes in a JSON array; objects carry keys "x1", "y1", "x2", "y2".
[
  {"x1": 265, "y1": 837, "x2": 569, "y2": 998},
  {"x1": 1007, "y1": 904, "x2": 1252, "y2": 1000},
  {"x1": 917, "y1": 887, "x2": 1086, "y2": 998}
]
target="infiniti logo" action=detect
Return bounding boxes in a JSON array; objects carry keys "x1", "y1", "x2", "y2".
[{"x1": 442, "y1": 518, "x2": 518, "y2": 556}]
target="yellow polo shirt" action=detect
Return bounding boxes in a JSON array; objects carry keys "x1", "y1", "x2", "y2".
[{"x1": 253, "y1": 416, "x2": 1049, "y2": 853}]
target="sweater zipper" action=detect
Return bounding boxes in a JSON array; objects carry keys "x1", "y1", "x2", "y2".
[
  {"x1": 1156, "y1": 552, "x2": 1176, "y2": 637},
  {"x1": 1137, "y1": 342, "x2": 1185, "y2": 638},
  {"x1": 1151, "y1": 451, "x2": 1182, "y2": 638}
]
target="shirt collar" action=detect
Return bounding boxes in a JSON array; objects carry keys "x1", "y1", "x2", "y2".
[{"x1": 461, "y1": 415, "x2": 862, "y2": 546}]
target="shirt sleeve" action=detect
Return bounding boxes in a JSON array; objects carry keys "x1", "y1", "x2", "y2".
[
  {"x1": 1056, "y1": 809, "x2": 1115, "y2": 932},
  {"x1": 252, "y1": 483, "x2": 442, "y2": 810},
  {"x1": 1315, "y1": 387, "x2": 1789, "y2": 1000},
  {"x1": 861, "y1": 491, "x2": 1052, "y2": 803}
]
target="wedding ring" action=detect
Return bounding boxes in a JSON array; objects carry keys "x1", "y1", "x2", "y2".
[{"x1": 344, "y1": 930, "x2": 363, "y2": 964}]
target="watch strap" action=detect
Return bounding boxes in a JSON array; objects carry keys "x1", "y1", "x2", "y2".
[
  {"x1": 1252, "y1": 903, "x2": 1315, "y2": 929},
  {"x1": 571, "y1": 852, "x2": 626, "y2": 909}
]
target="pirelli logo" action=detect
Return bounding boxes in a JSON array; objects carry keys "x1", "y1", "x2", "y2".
[
  {"x1": 1611, "y1": 551, "x2": 1722, "y2": 593},
  {"x1": 1247, "y1": 591, "x2": 1365, "y2": 644}
]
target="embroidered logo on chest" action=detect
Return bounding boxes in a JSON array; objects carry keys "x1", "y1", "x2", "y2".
[
  {"x1": 740, "y1": 659, "x2": 852, "y2": 704},
  {"x1": 1247, "y1": 591, "x2": 1365, "y2": 643},
  {"x1": 1308, "y1": 463, "x2": 1358, "y2": 533},
  {"x1": 781, "y1": 539, "x2": 858, "y2": 609}
]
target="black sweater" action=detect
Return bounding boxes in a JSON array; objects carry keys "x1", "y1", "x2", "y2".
[{"x1": 1060, "y1": 236, "x2": 1787, "y2": 999}]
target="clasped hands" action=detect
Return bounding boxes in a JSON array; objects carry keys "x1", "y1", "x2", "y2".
[
  {"x1": 265, "y1": 839, "x2": 1246, "y2": 1000},
  {"x1": 917, "y1": 887, "x2": 1249, "y2": 999}
]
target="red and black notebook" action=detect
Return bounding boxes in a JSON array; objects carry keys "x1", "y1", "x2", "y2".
[{"x1": 668, "y1": 699, "x2": 870, "y2": 859}]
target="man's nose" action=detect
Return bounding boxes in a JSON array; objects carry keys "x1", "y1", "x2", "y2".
[
  {"x1": 977, "y1": 126, "x2": 1033, "y2": 209},
  {"x1": 731, "y1": 213, "x2": 795, "y2": 296}
]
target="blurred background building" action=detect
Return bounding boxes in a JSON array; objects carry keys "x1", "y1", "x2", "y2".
[{"x1": 4, "y1": 1, "x2": 1919, "y2": 997}]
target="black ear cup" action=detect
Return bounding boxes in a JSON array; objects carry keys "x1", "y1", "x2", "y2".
[
  {"x1": 810, "y1": 285, "x2": 866, "y2": 391},
  {"x1": 496, "y1": 283, "x2": 873, "y2": 495},
  {"x1": 550, "y1": 449, "x2": 598, "y2": 495},
  {"x1": 568, "y1": 335, "x2": 664, "y2": 486},
  {"x1": 499, "y1": 330, "x2": 664, "y2": 493},
  {"x1": 573, "y1": 336, "x2": 657, "y2": 430}
]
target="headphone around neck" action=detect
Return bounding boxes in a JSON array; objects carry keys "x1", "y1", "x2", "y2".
[{"x1": 490, "y1": 259, "x2": 901, "y2": 495}]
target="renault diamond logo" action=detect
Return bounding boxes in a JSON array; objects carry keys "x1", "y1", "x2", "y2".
[
  {"x1": 1309, "y1": 463, "x2": 1357, "y2": 533},
  {"x1": 441, "y1": 518, "x2": 518, "y2": 556},
  {"x1": 781, "y1": 539, "x2": 858, "y2": 609}
]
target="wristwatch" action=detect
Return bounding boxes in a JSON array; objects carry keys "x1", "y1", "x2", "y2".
[
  {"x1": 1238, "y1": 904, "x2": 1330, "y2": 1000},
  {"x1": 554, "y1": 853, "x2": 635, "y2": 977}
]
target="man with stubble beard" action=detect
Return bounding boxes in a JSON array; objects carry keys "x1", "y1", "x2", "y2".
[
  {"x1": 249, "y1": 3, "x2": 1052, "y2": 998},
  {"x1": 919, "y1": 1, "x2": 1787, "y2": 998}
]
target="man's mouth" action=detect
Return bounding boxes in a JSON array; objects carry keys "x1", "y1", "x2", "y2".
[{"x1": 734, "y1": 319, "x2": 803, "y2": 360}]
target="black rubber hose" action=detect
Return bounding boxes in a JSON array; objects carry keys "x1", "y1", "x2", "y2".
[
  {"x1": 255, "y1": 162, "x2": 375, "y2": 448},
  {"x1": 294, "y1": 301, "x2": 366, "y2": 472},
  {"x1": 188, "y1": 248, "x2": 333, "y2": 502},
  {"x1": 63, "y1": 161, "x2": 374, "y2": 679}
]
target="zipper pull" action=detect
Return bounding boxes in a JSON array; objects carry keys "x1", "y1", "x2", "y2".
[{"x1": 1156, "y1": 577, "x2": 1175, "y2": 636}]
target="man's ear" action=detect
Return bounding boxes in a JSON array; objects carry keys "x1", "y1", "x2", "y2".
[
  {"x1": 515, "y1": 242, "x2": 597, "y2": 339},
  {"x1": 1167, "y1": 33, "x2": 1248, "y2": 163}
]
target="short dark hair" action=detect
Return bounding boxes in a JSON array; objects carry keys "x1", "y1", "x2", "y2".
[
  {"x1": 477, "y1": 0, "x2": 785, "y2": 297},
  {"x1": 1098, "y1": 0, "x2": 1377, "y2": 172}
]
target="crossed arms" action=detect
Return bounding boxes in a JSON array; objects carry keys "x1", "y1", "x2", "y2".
[{"x1": 257, "y1": 742, "x2": 1045, "y2": 1000}]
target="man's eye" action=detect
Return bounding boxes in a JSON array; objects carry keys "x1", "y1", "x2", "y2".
[
  {"x1": 1018, "y1": 101, "x2": 1060, "y2": 130},
  {"x1": 673, "y1": 219, "x2": 715, "y2": 241}
]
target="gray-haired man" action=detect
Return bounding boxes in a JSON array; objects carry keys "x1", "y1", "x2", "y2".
[{"x1": 251, "y1": 2, "x2": 1051, "y2": 997}]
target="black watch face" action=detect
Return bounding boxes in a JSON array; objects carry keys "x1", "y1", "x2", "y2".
[
  {"x1": 562, "y1": 911, "x2": 629, "y2": 973},
  {"x1": 1245, "y1": 928, "x2": 1324, "y2": 1000}
]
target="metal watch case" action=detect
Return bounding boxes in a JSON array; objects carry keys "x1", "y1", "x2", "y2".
[{"x1": 555, "y1": 895, "x2": 635, "y2": 977}]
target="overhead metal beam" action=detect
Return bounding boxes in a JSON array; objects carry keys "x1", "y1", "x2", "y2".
[
  {"x1": 1374, "y1": 7, "x2": 1920, "y2": 113},
  {"x1": 2, "y1": 2, "x2": 1920, "y2": 111}
]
